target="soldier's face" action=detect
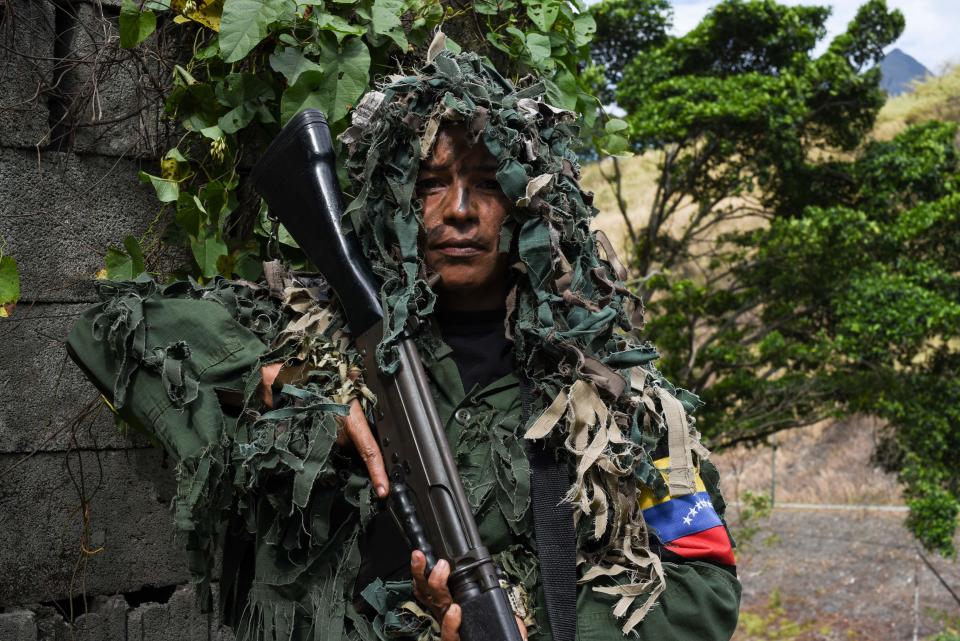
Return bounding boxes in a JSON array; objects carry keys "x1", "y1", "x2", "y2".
[{"x1": 418, "y1": 126, "x2": 511, "y2": 310}]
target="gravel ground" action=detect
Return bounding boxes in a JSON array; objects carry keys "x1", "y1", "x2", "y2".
[{"x1": 733, "y1": 509, "x2": 960, "y2": 640}]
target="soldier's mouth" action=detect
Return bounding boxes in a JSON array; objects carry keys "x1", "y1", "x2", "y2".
[
  {"x1": 431, "y1": 238, "x2": 487, "y2": 257},
  {"x1": 435, "y1": 245, "x2": 484, "y2": 257}
]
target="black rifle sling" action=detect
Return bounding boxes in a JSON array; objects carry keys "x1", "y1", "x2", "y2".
[{"x1": 521, "y1": 378, "x2": 577, "y2": 641}]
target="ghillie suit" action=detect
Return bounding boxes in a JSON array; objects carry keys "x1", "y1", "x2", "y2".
[
  {"x1": 336, "y1": 41, "x2": 717, "y2": 632},
  {"x1": 68, "y1": 40, "x2": 737, "y2": 641}
]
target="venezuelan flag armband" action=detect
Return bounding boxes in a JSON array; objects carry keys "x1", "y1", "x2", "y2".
[{"x1": 638, "y1": 457, "x2": 736, "y2": 566}]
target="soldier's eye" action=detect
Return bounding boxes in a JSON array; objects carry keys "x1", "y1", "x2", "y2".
[{"x1": 417, "y1": 178, "x2": 444, "y2": 191}]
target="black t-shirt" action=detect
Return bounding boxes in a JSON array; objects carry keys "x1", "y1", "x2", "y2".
[{"x1": 435, "y1": 307, "x2": 513, "y2": 393}]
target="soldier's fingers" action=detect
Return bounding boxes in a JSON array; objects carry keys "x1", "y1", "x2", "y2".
[
  {"x1": 440, "y1": 604, "x2": 461, "y2": 641},
  {"x1": 259, "y1": 363, "x2": 283, "y2": 408},
  {"x1": 427, "y1": 559, "x2": 452, "y2": 606},
  {"x1": 343, "y1": 400, "x2": 389, "y2": 498},
  {"x1": 411, "y1": 551, "x2": 427, "y2": 584}
]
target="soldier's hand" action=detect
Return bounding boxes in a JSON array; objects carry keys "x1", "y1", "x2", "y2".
[
  {"x1": 411, "y1": 550, "x2": 454, "y2": 620},
  {"x1": 337, "y1": 397, "x2": 390, "y2": 498},
  {"x1": 260, "y1": 365, "x2": 389, "y2": 499},
  {"x1": 411, "y1": 551, "x2": 528, "y2": 641}
]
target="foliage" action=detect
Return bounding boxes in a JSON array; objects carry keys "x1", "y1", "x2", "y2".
[
  {"x1": 588, "y1": 0, "x2": 670, "y2": 103},
  {"x1": 0, "y1": 240, "x2": 20, "y2": 318},
  {"x1": 596, "y1": 0, "x2": 960, "y2": 553},
  {"x1": 737, "y1": 588, "x2": 813, "y2": 640},
  {"x1": 115, "y1": 0, "x2": 610, "y2": 282},
  {"x1": 732, "y1": 489, "x2": 772, "y2": 548},
  {"x1": 926, "y1": 610, "x2": 960, "y2": 641}
]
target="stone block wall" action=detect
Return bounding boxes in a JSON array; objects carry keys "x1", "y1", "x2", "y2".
[{"x1": 0, "y1": 2, "x2": 232, "y2": 639}]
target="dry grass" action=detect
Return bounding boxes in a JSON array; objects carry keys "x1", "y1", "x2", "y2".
[
  {"x1": 873, "y1": 64, "x2": 960, "y2": 140},
  {"x1": 582, "y1": 153, "x2": 661, "y2": 258},
  {"x1": 711, "y1": 417, "x2": 904, "y2": 508}
]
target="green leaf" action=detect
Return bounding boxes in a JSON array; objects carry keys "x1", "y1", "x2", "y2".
[
  {"x1": 165, "y1": 147, "x2": 187, "y2": 163},
  {"x1": 605, "y1": 118, "x2": 628, "y2": 133},
  {"x1": 176, "y1": 192, "x2": 205, "y2": 237},
  {"x1": 545, "y1": 68, "x2": 578, "y2": 110},
  {"x1": 527, "y1": 1, "x2": 559, "y2": 31},
  {"x1": 0, "y1": 254, "x2": 20, "y2": 318},
  {"x1": 270, "y1": 46, "x2": 322, "y2": 85},
  {"x1": 573, "y1": 12, "x2": 596, "y2": 47},
  {"x1": 474, "y1": 0, "x2": 500, "y2": 15},
  {"x1": 215, "y1": 72, "x2": 277, "y2": 133},
  {"x1": 233, "y1": 250, "x2": 264, "y2": 280},
  {"x1": 191, "y1": 235, "x2": 229, "y2": 278},
  {"x1": 525, "y1": 33, "x2": 552, "y2": 60},
  {"x1": 122, "y1": 235, "x2": 146, "y2": 274},
  {"x1": 219, "y1": 0, "x2": 290, "y2": 63},
  {"x1": 104, "y1": 247, "x2": 136, "y2": 280},
  {"x1": 119, "y1": 0, "x2": 156, "y2": 49},
  {"x1": 277, "y1": 223, "x2": 300, "y2": 248},
  {"x1": 195, "y1": 37, "x2": 220, "y2": 60},
  {"x1": 601, "y1": 133, "x2": 629, "y2": 155},
  {"x1": 200, "y1": 125, "x2": 223, "y2": 140},
  {"x1": 166, "y1": 83, "x2": 220, "y2": 132},
  {"x1": 372, "y1": 0, "x2": 408, "y2": 51},
  {"x1": 281, "y1": 36, "x2": 369, "y2": 124},
  {"x1": 138, "y1": 171, "x2": 179, "y2": 202},
  {"x1": 200, "y1": 179, "x2": 237, "y2": 232},
  {"x1": 314, "y1": 13, "x2": 366, "y2": 41}
]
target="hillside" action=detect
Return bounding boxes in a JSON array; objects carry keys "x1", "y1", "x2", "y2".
[
  {"x1": 874, "y1": 63, "x2": 960, "y2": 139},
  {"x1": 879, "y1": 48, "x2": 931, "y2": 96}
]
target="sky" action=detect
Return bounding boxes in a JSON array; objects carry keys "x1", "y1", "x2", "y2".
[{"x1": 669, "y1": 0, "x2": 960, "y2": 73}]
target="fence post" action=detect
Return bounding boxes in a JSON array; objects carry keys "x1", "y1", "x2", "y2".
[{"x1": 769, "y1": 437, "x2": 778, "y2": 508}]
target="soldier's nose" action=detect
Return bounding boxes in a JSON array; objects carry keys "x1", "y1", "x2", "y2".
[{"x1": 444, "y1": 184, "x2": 475, "y2": 223}]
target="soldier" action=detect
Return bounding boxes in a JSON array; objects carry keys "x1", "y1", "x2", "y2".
[{"x1": 69, "y1": 46, "x2": 741, "y2": 641}]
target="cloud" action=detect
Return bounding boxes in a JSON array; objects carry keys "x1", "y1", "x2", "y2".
[{"x1": 665, "y1": 0, "x2": 960, "y2": 72}]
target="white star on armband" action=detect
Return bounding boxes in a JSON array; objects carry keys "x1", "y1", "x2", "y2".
[{"x1": 683, "y1": 516, "x2": 693, "y2": 525}]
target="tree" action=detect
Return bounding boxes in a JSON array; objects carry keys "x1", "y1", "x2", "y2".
[
  {"x1": 589, "y1": 0, "x2": 671, "y2": 103},
  {"x1": 596, "y1": 0, "x2": 960, "y2": 554}
]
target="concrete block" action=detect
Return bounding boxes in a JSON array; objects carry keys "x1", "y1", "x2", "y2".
[
  {"x1": 72, "y1": 595, "x2": 127, "y2": 641},
  {"x1": 0, "y1": 302, "x2": 151, "y2": 453},
  {"x1": 0, "y1": 609, "x2": 36, "y2": 641},
  {"x1": 0, "y1": 0, "x2": 56, "y2": 149},
  {"x1": 60, "y1": 3, "x2": 171, "y2": 158},
  {"x1": 32, "y1": 605, "x2": 70, "y2": 641},
  {"x1": 0, "y1": 148, "x2": 166, "y2": 303},
  {"x1": 127, "y1": 585, "x2": 212, "y2": 641},
  {"x1": 0, "y1": 449, "x2": 191, "y2": 604}
]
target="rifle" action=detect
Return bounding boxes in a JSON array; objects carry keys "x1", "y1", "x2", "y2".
[{"x1": 250, "y1": 109, "x2": 523, "y2": 641}]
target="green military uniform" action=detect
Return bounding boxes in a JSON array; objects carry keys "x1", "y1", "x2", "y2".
[
  {"x1": 69, "y1": 276, "x2": 740, "y2": 641},
  {"x1": 425, "y1": 334, "x2": 741, "y2": 641}
]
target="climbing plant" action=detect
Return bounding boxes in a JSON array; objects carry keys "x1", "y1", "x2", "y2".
[{"x1": 112, "y1": 0, "x2": 614, "y2": 282}]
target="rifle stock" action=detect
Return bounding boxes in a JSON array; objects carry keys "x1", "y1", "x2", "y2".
[{"x1": 251, "y1": 109, "x2": 523, "y2": 641}]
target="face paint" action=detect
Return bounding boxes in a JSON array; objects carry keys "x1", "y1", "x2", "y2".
[{"x1": 417, "y1": 125, "x2": 511, "y2": 312}]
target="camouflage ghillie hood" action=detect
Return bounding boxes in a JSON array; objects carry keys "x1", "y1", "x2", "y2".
[
  {"x1": 339, "y1": 37, "x2": 644, "y2": 380},
  {"x1": 337, "y1": 38, "x2": 709, "y2": 631}
]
